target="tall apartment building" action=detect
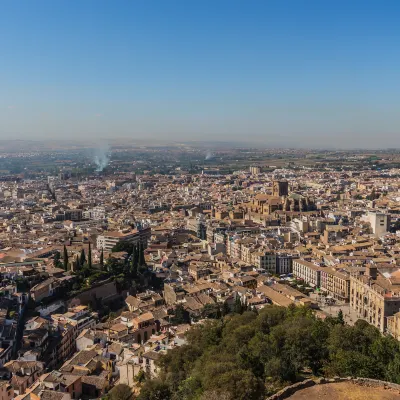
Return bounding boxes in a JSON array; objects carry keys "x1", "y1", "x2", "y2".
[
  {"x1": 320, "y1": 268, "x2": 350, "y2": 302},
  {"x1": 293, "y1": 260, "x2": 350, "y2": 301},
  {"x1": 350, "y1": 265, "x2": 400, "y2": 333},
  {"x1": 249, "y1": 166, "x2": 261, "y2": 175},
  {"x1": 55, "y1": 209, "x2": 83, "y2": 221},
  {"x1": 292, "y1": 259, "x2": 322, "y2": 288},
  {"x1": 276, "y1": 254, "x2": 296, "y2": 275},
  {"x1": 186, "y1": 215, "x2": 207, "y2": 240}
]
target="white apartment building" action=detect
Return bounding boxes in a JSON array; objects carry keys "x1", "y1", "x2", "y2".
[
  {"x1": 97, "y1": 227, "x2": 151, "y2": 251},
  {"x1": 363, "y1": 211, "x2": 390, "y2": 237},
  {"x1": 292, "y1": 259, "x2": 322, "y2": 288}
]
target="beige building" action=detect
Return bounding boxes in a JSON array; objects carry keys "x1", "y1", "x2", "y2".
[
  {"x1": 188, "y1": 262, "x2": 211, "y2": 281},
  {"x1": 387, "y1": 312, "x2": 400, "y2": 340},
  {"x1": 30, "y1": 277, "x2": 60, "y2": 302},
  {"x1": 350, "y1": 265, "x2": 400, "y2": 332},
  {"x1": 250, "y1": 251, "x2": 277, "y2": 273},
  {"x1": 119, "y1": 359, "x2": 141, "y2": 388},
  {"x1": 320, "y1": 268, "x2": 350, "y2": 302},
  {"x1": 0, "y1": 381, "x2": 13, "y2": 400}
]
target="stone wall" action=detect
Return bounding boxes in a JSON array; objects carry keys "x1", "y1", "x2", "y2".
[
  {"x1": 67, "y1": 280, "x2": 119, "y2": 306},
  {"x1": 267, "y1": 379, "x2": 315, "y2": 400}
]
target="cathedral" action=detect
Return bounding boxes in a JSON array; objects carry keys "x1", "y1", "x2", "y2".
[{"x1": 245, "y1": 181, "x2": 316, "y2": 217}]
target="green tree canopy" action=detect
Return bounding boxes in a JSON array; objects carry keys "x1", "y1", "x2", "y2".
[
  {"x1": 109, "y1": 384, "x2": 133, "y2": 400},
  {"x1": 139, "y1": 305, "x2": 400, "y2": 400}
]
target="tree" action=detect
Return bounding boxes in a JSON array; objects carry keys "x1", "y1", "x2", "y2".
[
  {"x1": 80, "y1": 249, "x2": 86, "y2": 266},
  {"x1": 337, "y1": 309, "x2": 344, "y2": 325},
  {"x1": 63, "y1": 245, "x2": 69, "y2": 270},
  {"x1": 171, "y1": 304, "x2": 190, "y2": 325},
  {"x1": 88, "y1": 242, "x2": 92, "y2": 269},
  {"x1": 138, "y1": 242, "x2": 145, "y2": 267},
  {"x1": 221, "y1": 301, "x2": 231, "y2": 316},
  {"x1": 131, "y1": 247, "x2": 138, "y2": 279},
  {"x1": 74, "y1": 257, "x2": 81, "y2": 272},
  {"x1": 112, "y1": 241, "x2": 134, "y2": 254},
  {"x1": 108, "y1": 384, "x2": 133, "y2": 400},
  {"x1": 387, "y1": 353, "x2": 400, "y2": 384},
  {"x1": 202, "y1": 303, "x2": 221, "y2": 319},
  {"x1": 134, "y1": 369, "x2": 146, "y2": 384},
  {"x1": 138, "y1": 380, "x2": 171, "y2": 400},
  {"x1": 100, "y1": 248, "x2": 104, "y2": 268},
  {"x1": 53, "y1": 251, "x2": 61, "y2": 268},
  {"x1": 129, "y1": 304, "x2": 400, "y2": 400},
  {"x1": 133, "y1": 245, "x2": 139, "y2": 268},
  {"x1": 234, "y1": 296, "x2": 243, "y2": 314}
]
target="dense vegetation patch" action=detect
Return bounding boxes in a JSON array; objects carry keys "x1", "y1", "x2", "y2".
[{"x1": 138, "y1": 305, "x2": 400, "y2": 400}]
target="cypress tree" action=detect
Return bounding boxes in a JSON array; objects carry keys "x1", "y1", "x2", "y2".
[
  {"x1": 234, "y1": 296, "x2": 243, "y2": 314},
  {"x1": 80, "y1": 249, "x2": 86, "y2": 266},
  {"x1": 63, "y1": 245, "x2": 69, "y2": 271},
  {"x1": 131, "y1": 246, "x2": 138, "y2": 278},
  {"x1": 74, "y1": 256, "x2": 80, "y2": 272},
  {"x1": 139, "y1": 242, "x2": 146, "y2": 266},
  {"x1": 100, "y1": 248, "x2": 104, "y2": 268},
  {"x1": 133, "y1": 245, "x2": 139, "y2": 269},
  {"x1": 88, "y1": 242, "x2": 92, "y2": 269}
]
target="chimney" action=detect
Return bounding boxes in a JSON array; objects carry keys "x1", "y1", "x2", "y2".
[{"x1": 366, "y1": 265, "x2": 377, "y2": 280}]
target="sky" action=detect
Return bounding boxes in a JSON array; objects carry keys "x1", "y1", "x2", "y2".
[{"x1": 1, "y1": 0, "x2": 400, "y2": 148}]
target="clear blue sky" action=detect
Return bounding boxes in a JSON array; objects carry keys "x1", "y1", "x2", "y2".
[{"x1": 1, "y1": 0, "x2": 400, "y2": 148}]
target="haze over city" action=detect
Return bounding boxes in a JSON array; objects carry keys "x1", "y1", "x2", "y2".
[
  {"x1": 4, "y1": 3, "x2": 400, "y2": 400},
  {"x1": 2, "y1": 0, "x2": 400, "y2": 148}
]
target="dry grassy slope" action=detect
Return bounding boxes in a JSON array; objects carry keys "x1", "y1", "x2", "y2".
[{"x1": 288, "y1": 381, "x2": 400, "y2": 400}]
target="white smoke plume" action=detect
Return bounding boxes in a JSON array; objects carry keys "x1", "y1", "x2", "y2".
[
  {"x1": 205, "y1": 150, "x2": 214, "y2": 160},
  {"x1": 93, "y1": 143, "x2": 110, "y2": 172}
]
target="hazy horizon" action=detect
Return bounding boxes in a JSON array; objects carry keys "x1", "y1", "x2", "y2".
[{"x1": 2, "y1": 1, "x2": 400, "y2": 149}]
